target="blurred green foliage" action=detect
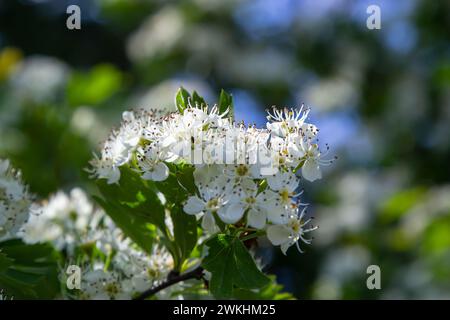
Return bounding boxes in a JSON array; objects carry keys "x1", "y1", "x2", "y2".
[{"x1": 67, "y1": 64, "x2": 124, "y2": 107}]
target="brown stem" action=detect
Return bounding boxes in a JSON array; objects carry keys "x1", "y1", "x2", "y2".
[{"x1": 134, "y1": 267, "x2": 204, "y2": 300}]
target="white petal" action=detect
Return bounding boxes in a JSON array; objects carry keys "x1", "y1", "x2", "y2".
[
  {"x1": 0, "y1": 159, "x2": 9, "y2": 175},
  {"x1": 183, "y1": 196, "x2": 205, "y2": 215},
  {"x1": 217, "y1": 202, "x2": 245, "y2": 224},
  {"x1": 247, "y1": 208, "x2": 266, "y2": 229},
  {"x1": 302, "y1": 159, "x2": 322, "y2": 182},
  {"x1": 107, "y1": 167, "x2": 121, "y2": 184},
  {"x1": 285, "y1": 173, "x2": 300, "y2": 193},
  {"x1": 267, "y1": 224, "x2": 291, "y2": 246},
  {"x1": 280, "y1": 242, "x2": 291, "y2": 255},
  {"x1": 288, "y1": 143, "x2": 305, "y2": 159},
  {"x1": 256, "y1": 189, "x2": 277, "y2": 203},
  {"x1": 266, "y1": 204, "x2": 289, "y2": 224},
  {"x1": 151, "y1": 162, "x2": 169, "y2": 181},
  {"x1": 201, "y1": 211, "x2": 219, "y2": 234},
  {"x1": 122, "y1": 111, "x2": 135, "y2": 122},
  {"x1": 267, "y1": 174, "x2": 283, "y2": 191},
  {"x1": 250, "y1": 164, "x2": 263, "y2": 179},
  {"x1": 141, "y1": 171, "x2": 154, "y2": 180},
  {"x1": 161, "y1": 135, "x2": 177, "y2": 148},
  {"x1": 0, "y1": 214, "x2": 6, "y2": 225},
  {"x1": 132, "y1": 275, "x2": 151, "y2": 292}
]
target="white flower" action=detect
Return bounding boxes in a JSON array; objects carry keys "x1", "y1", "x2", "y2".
[
  {"x1": 262, "y1": 171, "x2": 300, "y2": 224},
  {"x1": 266, "y1": 106, "x2": 309, "y2": 137},
  {"x1": 118, "y1": 111, "x2": 142, "y2": 148},
  {"x1": 80, "y1": 269, "x2": 130, "y2": 300},
  {"x1": 113, "y1": 245, "x2": 173, "y2": 295},
  {"x1": 136, "y1": 143, "x2": 169, "y2": 181},
  {"x1": 266, "y1": 206, "x2": 317, "y2": 255},
  {"x1": 184, "y1": 189, "x2": 231, "y2": 222},
  {"x1": 87, "y1": 136, "x2": 129, "y2": 184},
  {"x1": 285, "y1": 132, "x2": 333, "y2": 182},
  {"x1": 87, "y1": 111, "x2": 146, "y2": 184},
  {"x1": 224, "y1": 182, "x2": 271, "y2": 229},
  {"x1": 224, "y1": 164, "x2": 261, "y2": 186},
  {"x1": 183, "y1": 176, "x2": 232, "y2": 224},
  {"x1": 0, "y1": 159, "x2": 33, "y2": 240}
]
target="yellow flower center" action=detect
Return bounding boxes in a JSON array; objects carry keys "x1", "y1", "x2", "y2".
[
  {"x1": 235, "y1": 164, "x2": 249, "y2": 177},
  {"x1": 206, "y1": 198, "x2": 219, "y2": 210},
  {"x1": 245, "y1": 197, "x2": 256, "y2": 205},
  {"x1": 289, "y1": 219, "x2": 301, "y2": 233},
  {"x1": 105, "y1": 282, "x2": 120, "y2": 298},
  {"x1": 280, "y1": 188, "x2": 290, "y2": 204}
]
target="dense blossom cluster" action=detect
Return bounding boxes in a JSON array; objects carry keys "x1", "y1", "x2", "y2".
[
  {"x1": 21, "y1": 187, "x2": 173, "y2": 300},
  {"x1": 90, "y1": 102, "x2": 332, "y2": 254},
  {"x1": 74, "y1": 244, "x2": 173, "y2": 300},
  {"x1": 0, "y1": 159, "x2": 33, "y2": 240},
  {"x1": 22, "y1": 188, "x2": 101, "y2": 252}
]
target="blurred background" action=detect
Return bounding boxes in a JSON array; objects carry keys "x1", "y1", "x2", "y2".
[{"x1": 0, "y1": 0, "x2": 449, "y2": 299}]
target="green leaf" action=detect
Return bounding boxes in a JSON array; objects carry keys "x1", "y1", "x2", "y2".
[
  {"x1": 175, "y1": 163, "x2": 197, "y2": 195},
  {"x1": 155, "y1": 164, "x2": 198, "y2": 271},
  {"x1": 175, "y1": 87, "x2": 191, "y2": 114},
  {"x1": 155, "y1": 166, "x2": 188, "y2": 204},
  {"x1": 95, "y1": 166, "x2": 166, "y2": 253},
  {"x1": 0, "y1": 251, "x2": 13, "y2": 272},
  {"x1": 202, "y1": 234, "x2": 270, "y2": 298},
  {"x1": 192, "y1": 91, "x2": 206, "y2": 107},
  {"x1": 170, "y1": 206, "x2": 198, "y2": 271},
  {"x1": 218, "y1": 89, "x2": 233, "y2": 119},
  {"x1": 0, "y1": 239, "x2": 60, "y2": 299},
  {"x1": 233, "y1": 275, "x2": 295, "y2": 300},
  {"x1": 67, "y1": 64, "x2": 123, "y2": 107}
]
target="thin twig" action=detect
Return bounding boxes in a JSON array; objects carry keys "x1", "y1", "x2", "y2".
[{"x1": 134, "y1": 267, "x2": 204, "y2": 300}]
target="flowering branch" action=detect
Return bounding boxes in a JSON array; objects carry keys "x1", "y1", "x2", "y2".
[
  {"x1": 84, "y1": 88, "x2": 331, "y2": 299},
  {"x1": 134, "y1": 267, "x2": 204, "y2": 300}
]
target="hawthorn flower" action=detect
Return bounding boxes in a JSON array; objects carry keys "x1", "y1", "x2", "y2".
[
  {"x1": 224, "y1": 183, "x2": 271, "y2": 229},
  {"x1": 87, "y1": 138, "x2": 128, "y2": 184},
  {"x1": 80, "y1": 269, "x2": 130, "y2": 300},
  {"x1": 0, "y1": 158, "x2": 33, "y2": 240},
  {"x1": 136, "y1": 143, "x2": 170, "y2": 181},
  {"x1": 266, "y1": 206, "x2": 318, "y2": 255},
  {"x1": 87, "y1": 111, "x2": 144, "y2": 184},
  {"x1": 119, "y1": 111, "x2": 142, "y2": 149},
  {"x1": 29, "y1": 187, "x2": 179, "y2": 300},
  {"x1": 266, "y1": 106, "x2": 310, "y2": 137},
  {"x1": 287, "y1": 134, "x2": 334, "y2": 182},
  {"x1": 301, "y1": 143, "x2": 323, "y2": 182},
  {"x1": 183, "y1": 191, "x2": 225, "y2": 216},
  {"x1": 263, "y1": 170, "x2": 301, "y2": 224},
  {"x1": 114, "y1": 246, "x2": 173, "y2": 294},
  {"x1": 223, "y1": 164, "x2": 261, "y2": 188}
]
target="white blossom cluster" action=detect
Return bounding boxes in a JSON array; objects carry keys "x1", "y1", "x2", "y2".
[
  {"x1": 0, "y1": 158, "x2": 33, "y2": 240},
  {"x1": 21, "y1": 188, "x2": 101, "y2": 252},
  {"x1": 89, "y1": 102, "x2": 333, "y2": 254},
  {"x1": 75, "y1": 244, "x2": 173, "y2": 300},
  {"x1": 20, "y1": 187, "x2": 173, "y2": 300}
]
